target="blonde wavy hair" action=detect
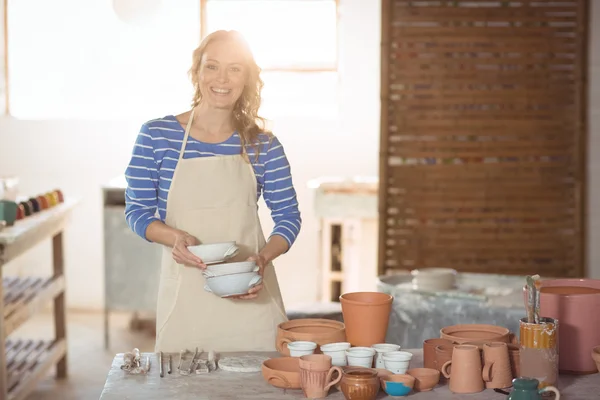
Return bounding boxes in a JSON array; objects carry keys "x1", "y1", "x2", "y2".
[{"x1": 188, "y1": 30, "x2": 271, "y2": 161}]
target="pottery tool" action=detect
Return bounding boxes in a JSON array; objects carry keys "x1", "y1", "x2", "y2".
[
  {"x1": 177, "y1": 350, "x2": 184, "y2": 372},
  {"x1": 159, "y1": 351, "x2": 164, "y2": 377},
  {"x1": 167, "y1": 354, "x2": 172, "y2": 374},
  {"x1": 532, "y1": 274, "x2": 541, "y2": 324},
  {"x1": 525, "y1": 276, "x2": 535, "y2": 323},
  {"x1": 188, "y1": 347, "x2": 200, "y2": 374},
  {"x1": 120, "y1": 348, "x2": 151, "y2": 374}
]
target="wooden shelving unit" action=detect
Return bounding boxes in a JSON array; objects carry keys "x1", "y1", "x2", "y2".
[{"x1": 0, "y1": 199, "x2": 76, "y2": 400}]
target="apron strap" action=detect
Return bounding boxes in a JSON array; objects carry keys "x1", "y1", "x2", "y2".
[{"x1": 178, "y1": 108, "x2": 195, "y2": 162}]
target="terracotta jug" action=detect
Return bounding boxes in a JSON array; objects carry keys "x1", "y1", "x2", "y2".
[
  {"x1": 339, "y1": 292, "x2": 393, "y2": 347},
  {"x1": 339, "y1": 369, "x2": 380, "y2": 400},
  {"x1": 507, "y1": 378, "x2": 560, "y2": 400},
  {"x1": 441, "y1": 344, "x2": 484, "y2": 394},
  {"x1": 299, "y1": 354, "x2": 343, "y2": 399},
  {"x1": 482, "y1": 342, "x2": 513, "y2": 389}
]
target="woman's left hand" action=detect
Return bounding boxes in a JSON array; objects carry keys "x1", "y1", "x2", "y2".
[{"x1": 236, "y1": 254, "x2": 266, "y2": 300}]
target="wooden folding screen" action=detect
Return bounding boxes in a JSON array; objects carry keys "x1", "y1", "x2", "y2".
[{"x1": 378, "y1": 0, "x2": 589, "y2": 277}]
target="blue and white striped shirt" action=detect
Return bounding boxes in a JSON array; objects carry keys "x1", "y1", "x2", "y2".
[{"x1": 124, "y1": 115, "x2": 302, "y2": 249}]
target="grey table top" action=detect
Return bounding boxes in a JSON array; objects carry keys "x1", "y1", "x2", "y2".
[{"x1": 99, "y1": 349, "x2": 599, "y2": 400}]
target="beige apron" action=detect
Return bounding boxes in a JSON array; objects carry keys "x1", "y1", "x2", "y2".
[{"x1": 154, "y1": 109, "x2": 288, "y2": 353}]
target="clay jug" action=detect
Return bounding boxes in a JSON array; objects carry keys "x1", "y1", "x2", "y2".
[
  {"x1": 507, "y1": 378, "x2": 560, "y2": 400},
  {"x1": 482, "y1": 342, "x2": 513, "y2": 389},
  {"x1": 339, "y1": 292, "x2": 393, "y2": 347},
  {"x1": 339, "y1": 369, "x2": 380, "y2": 400},
  {"x1": 441, "y1": 344, "x2": 484, "y2": 394},
  {"x1": 299, "y1": 354, "x2": 343, "y2": 399}
]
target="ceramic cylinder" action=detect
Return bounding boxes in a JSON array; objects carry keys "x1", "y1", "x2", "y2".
[{"x1": 519, "y1": 317, "x2": 559, "y2": 389}]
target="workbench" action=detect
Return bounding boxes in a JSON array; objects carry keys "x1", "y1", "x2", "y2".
[{"x1": 100, "y1": 349, "x2": 599, "y2": 399}]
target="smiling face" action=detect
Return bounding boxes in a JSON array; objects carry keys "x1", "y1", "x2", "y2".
[{"x1": 197, "y1": 39, "x2": 248, "y2": 110}]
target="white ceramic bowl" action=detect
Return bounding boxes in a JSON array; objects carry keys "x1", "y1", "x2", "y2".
[
  {"x1": 203, "y1": 261, "x2": 258, "y2": 277},
  {"x1": 204, "y1": 271, "x2": 262, "y2": 298},
  {"x1": 321, "y1": 342, "x2": 351, "y2": 366},
  {"x1": 382, "y1": 351, "x2": 413, "y2": 374},
  {"x1": 346, "y1": 347, "x2": 376, "y2": 368},
  {"x1": 188, "y1": 241, "x2": 239, "y2": 264},
  {"x1": 287, "y1": 341, "x2": 317, "y2": 357},
  {"x1": 411, "y1": 267, "x2": 457, "y2": 291}
]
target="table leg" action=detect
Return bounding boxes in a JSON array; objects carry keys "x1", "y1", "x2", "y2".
[{"x1": 53, "y1": 233, "x2": 67, "y2": 378}]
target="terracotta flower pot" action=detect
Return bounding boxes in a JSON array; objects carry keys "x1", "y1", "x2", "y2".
[{"x1": 339, "y1": 292, "x2": 393, "y2": 347}]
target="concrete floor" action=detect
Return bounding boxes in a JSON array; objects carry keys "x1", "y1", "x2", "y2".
[{"x1": 9, "y1": 310, "x2": 154, "y2": 400}]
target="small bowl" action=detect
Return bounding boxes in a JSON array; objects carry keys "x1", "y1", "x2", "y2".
[
  {"x1": 321, "y1": 342, "x2": 351, "y2": 366},
  {"x1": 287, "y1": 341, "x2": 317, "y2": 357},
  {"x1": 411, "y1": 267, "x2": 456, "y2": 291},
  {"x1": 261, "y1": 357, "x2": 301, "y2": 389},
  {"x1": 203, "y1": 260, "x2": 258, "y2": 277},
  {"x1": 188, "y1": 241, "x2": 239, "y2": 264},
  {"x1": 407, "y1": 368, "x2": 440, "y2": 391},
  {"x1": 380, "y1": 374, "x2": 415, "y2": 396},
  {"x1": 346, "y1": 347, "x2": 376, "y2": 368},
  {"x1": 592, "y1": 345, "x2": 600, "y2": 373},
  {"x1": 204, "y1": 271, "x2": 262, "y2": 298}
]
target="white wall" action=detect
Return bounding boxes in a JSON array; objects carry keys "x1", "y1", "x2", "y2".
[
  {"x1": 1, "y1": 0, "x2": 599, "y2": 312},
  {"x1": 0, "y1": 0, "x2": 382, "y2": 310}
]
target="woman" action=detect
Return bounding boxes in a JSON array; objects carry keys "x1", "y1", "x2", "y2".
[{"x1": 124, "y1": 30, "x2": 301, "y2": 352}]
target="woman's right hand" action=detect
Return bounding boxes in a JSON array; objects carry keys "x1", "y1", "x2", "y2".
[{"x1": 172, "y1": 231, "x2": 206, "y2": 269}]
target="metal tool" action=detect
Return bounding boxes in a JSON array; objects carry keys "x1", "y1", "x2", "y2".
[
  {"x1": 188, "y1": 347, "x2": 200, "y2": 374},
  {"x1": 167, "y1": 354, "x2": 172, "y2": 374},
  {"x1": 159, "y1": 351, "x2": 164, "y2": 377},
  {"x1": 177, "y1": 350, "x2": 184, "y2": 372}
]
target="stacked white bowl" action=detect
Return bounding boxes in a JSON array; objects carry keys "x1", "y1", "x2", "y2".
[{"x1": 188, "y1": 241, "x2": 262, "y2": 298}]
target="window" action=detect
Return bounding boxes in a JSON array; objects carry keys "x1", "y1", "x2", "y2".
[
  {"x1": 6, "y1": 0, "x2": 339, "y2": 121},
  {"x1": 203, "y1": 0, "x2": 340, "y2": 120}
]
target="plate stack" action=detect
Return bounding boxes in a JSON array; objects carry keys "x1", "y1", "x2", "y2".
[{"x1": 188, "y1": 242, "x2": 261, "y2": 298}]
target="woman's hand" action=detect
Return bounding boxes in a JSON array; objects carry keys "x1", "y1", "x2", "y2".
[
  {"x1": 172, "y1": 231, "x2": 206, "y2": 269},
  {"x1": 235, "y1": 254, "x2": 266, "y2": 300}
]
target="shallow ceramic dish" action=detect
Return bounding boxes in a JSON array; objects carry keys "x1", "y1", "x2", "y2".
[
  {"x1": 203, "y1": 260, "x2": 258, "y2": 277},
  {"x1": 411, "y1": 267, "x2": 457, "y2": 291},
  {"x1": 204, "y1": 271, "x2": 262, "y2": 298},
  {"x1": 407, "y1": 368, "x2": 440, "y2": 392},
  {"x1": 188, "y1": 241, "x2": 239, "y2": 264},
  {"x1": 261, "y1": 357, "x2": 301, "y2": 389},
  {"x1": 440, "y1": 324, "x2": 512, "y2": 344}
]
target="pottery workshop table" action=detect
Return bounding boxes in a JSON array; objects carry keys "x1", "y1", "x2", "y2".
[{"x1": 99, "y1": 349, "x2": 598, "y2": 400}]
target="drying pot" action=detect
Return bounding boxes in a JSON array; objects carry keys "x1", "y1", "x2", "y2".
[
  {"x1": 534, "y1": 278, "x2": 600, "y2": 374},
  {"x1": 276, "y1": 318, "x2": 346, "y2": 356}
]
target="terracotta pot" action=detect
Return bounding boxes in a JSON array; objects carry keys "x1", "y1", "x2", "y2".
[
  {"x1": 337, "y1": 366, "x2": 392, "y2": 390},
  {"x1": 434, "y1": 344, "x2": 455, "y2": 383},
  {"x1": 339, "y1": 369, "x2": 380, "y2": 400},
  {"x1": 440, "y1": 324, "x2": 514, "y2": 344},
  {"x1": 261, "y1": 357, "x2": 301, "y2": 389},
  {"x1": 423, "y1": 338, "x2": 453, "y2": 369},
  {"x1": 536, "y1": 278, "x2": 600, "y2": 374},
  {"x1": 276, "y1": 318, "x2": 346, "y2": 356},
  {"x1": 339, "y1": 292, "x2": 393, "y2": 347}
]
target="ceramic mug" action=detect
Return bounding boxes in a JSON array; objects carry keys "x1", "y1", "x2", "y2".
[
  {"x1": 371, "y1": 343, "x2": 401, "y2": 369},
  {"x1": 346, "y1": 347, "x2": 376, "y2": 368},
  {"x1": 288, "y1": 341, "x2": 317, "y2": 357},
  {"x1": 382, "y1": 351, "x2": 413, "y2": 374},
  {"x1": 508, "y1": 377, "x2": 560, "y2": 400},
  {"x1": 299, "y1": 354, "x2": 343, "y2": 399},
  {"x1": 320, "y1": 342, "x2": 351, "y2": 366}
]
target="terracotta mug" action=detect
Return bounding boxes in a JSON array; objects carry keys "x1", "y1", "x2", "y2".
[
  {"x1": 434, "y1": 344, "x2": 455, "y2": 382},
  {"x1": 482, "y1": 342, "x2": 513, "y2": 389},
  {"x1": 423, "y1": 338, "x2": 452, "y2": 369},
  {"x1": 441, "y1": 344, "x2": 484, "y2": 394},
  {"x1": 299, "y1": 354, "x2": 343, "y2": 399}
]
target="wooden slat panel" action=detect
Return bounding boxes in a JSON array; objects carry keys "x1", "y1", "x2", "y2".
[{"x1": 378, "y1": 0, "x2": 588, "y2": 278}]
